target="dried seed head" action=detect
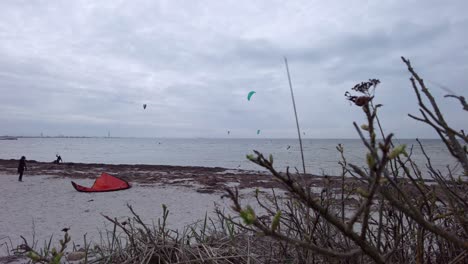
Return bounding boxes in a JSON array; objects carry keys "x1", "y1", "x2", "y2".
[
  {"x1": 354, "y1": 96, "x2": 372, "y2": 106},
  {"x1": 345, "y1": 79, "x2": 379, "y2": 106}
]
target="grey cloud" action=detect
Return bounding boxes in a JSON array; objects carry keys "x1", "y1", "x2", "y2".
[{"x1": 0, "y1": 1, "x2": 466, "y2": 138}]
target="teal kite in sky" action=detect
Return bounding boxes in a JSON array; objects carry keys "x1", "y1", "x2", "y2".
[
  {"x1": 257, "y1": 129, "x2": 261, "y2": 135},
  {"x1": 247, "y1": 91, "x2": 256, "y2": 101}
]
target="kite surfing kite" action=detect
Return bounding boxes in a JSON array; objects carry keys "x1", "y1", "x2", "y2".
[
  {"x1": 257, "y1": 129, "x2": 261, "y2": 135},
  {"x1": 143, "y1": 104, "x2": 147, "y2": 109},
  {"x1": 247, "y1": 91, "x2": 256, "y2": 101},
  {"x1": 71, "y1": 172, "x2": 131, "y2": 192}
]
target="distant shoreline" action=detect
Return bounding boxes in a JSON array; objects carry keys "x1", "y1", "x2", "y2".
[
  {"x1": 1, "y1": 136, "x2": 115, "y2": 139},
  {"x1": 0, "y1": 136, "x2": 443, "y2": 140}
]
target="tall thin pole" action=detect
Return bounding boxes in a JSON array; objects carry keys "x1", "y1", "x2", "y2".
[{"x1": 284, "y1": 57, "x2": 306, "y2": 174}]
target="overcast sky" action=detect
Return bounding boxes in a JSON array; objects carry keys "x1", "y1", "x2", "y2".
[{"x1": 0, "y1": 0, "x2": 466, "y2": 138}]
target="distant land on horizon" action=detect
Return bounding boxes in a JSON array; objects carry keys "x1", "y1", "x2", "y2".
[{"x1": 0, "y1": 135, "x2": 442, "y2": 140}]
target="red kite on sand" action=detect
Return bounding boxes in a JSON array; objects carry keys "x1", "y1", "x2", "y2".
[{"x1": 71, "y1": 172, "x2": 131, "y2": 192}]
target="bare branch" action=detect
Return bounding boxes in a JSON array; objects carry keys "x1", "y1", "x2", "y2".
[{"x1": 445, "y1": 94, "x2": 468, "y2": 111}]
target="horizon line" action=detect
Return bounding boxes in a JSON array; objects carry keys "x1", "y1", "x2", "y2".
[{"x1": 1, "y1": 135, "x2": 442, "y2": 140}]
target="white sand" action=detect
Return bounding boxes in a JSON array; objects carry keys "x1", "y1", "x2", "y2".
[{"x1": 0, "y1": 174, "x2": 234, "y2": 253}]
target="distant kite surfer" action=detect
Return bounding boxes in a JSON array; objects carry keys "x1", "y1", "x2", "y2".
[
  {"x1": 143, "y1": 104, "x2": 147, "y2": 109},
  {"x1": 18, "y1": 156, "x2": 27, "y2": 182}
]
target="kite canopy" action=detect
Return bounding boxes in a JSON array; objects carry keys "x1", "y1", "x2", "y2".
[
  {"x1": 143, "y1": 104, "x2": 147, "y2": 109},
  {"x1": 247, "y1": 91, "x2": 256, "y2": 101},
  {"x1": 71, "y1": 172, "x2": 131, "y2": 192},
  {"x1": 257, "y1": 129, "x2": 261, "y2": 135}
]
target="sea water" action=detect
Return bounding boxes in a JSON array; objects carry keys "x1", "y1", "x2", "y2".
[{"x1": 0, "y1": 137, "x2": 459, "y2": 176}]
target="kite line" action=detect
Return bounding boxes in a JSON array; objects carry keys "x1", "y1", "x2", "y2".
[{"x1": 284, "y1": 57, "x2": 306, "y2": 174}]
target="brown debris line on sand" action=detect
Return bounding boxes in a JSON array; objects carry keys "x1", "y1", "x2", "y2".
[{"x1": 0, "y1": 159, "x2": 355, "y2": 194}]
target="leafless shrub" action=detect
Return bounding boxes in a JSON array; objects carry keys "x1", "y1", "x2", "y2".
[{"x1": 89, "y1": 204, "x2": 291, "y2": 263}]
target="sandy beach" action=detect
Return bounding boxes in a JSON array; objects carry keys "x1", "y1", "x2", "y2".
[
  {"x1": 0, "y1": 160, "x2": 283, "y2": 255},
  {"x1": 0, "y1": 159, "x2": 356, "y2": 261},
  {"x1": 1, "y1": 174, "x2": 226, "y2": 252}
]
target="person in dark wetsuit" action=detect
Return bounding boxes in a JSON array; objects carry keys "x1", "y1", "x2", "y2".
[
  {"x1": 18, "y1": 156, "x2": 27, "y2": 182},
  {"x1": 54, "y1": 155, "x2": 62, "y2": 164}
]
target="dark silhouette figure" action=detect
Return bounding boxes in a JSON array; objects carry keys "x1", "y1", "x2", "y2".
[
  {"x1": 18, "y1": 156, "x2": 27, "y2": 182},
  {"x1": 53, "y1": 155, "x2": 62, "y2": 164}
]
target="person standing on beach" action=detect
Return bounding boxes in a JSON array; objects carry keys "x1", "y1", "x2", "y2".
[{"x1": 18, "y1": 156, "x2": 27, "y2": 182}]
